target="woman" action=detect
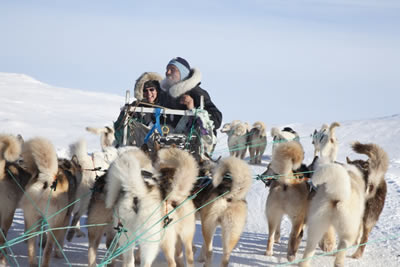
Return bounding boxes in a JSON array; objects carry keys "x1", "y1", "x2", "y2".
[{"x1": 114, "y1": 72, "x2": 167, "y2": 146}]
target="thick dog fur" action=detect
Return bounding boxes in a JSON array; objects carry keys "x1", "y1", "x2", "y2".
[
  {"x1": 300, "y1": 162, "x2": 366, "y2": 267},
  {"x1": 86, "y1": 126, "x2": 116, "y2": 150},
  {"x1": 263, "y1": 141, "x2": 309, "y2": 261},
  {"x1": 0, "y1": 134, "x2": 32, "y2": 264},
  {"x1": 248, "y1": 121, "x2": 267, "y2": 164},
  {"x1": 105, "y1": 149, "x2": 161, "y2": 267},
  {"x1": 66, "y1": 139, "x2": 96, "y2": 242},
  {"x1": 86, "y1": 146, "x2": 141, "y2": 267},
  {"x1": 20, "y1": 137, "x2": 80, "y2": 267},
  {"x1": 346, "y1": 142, "x2": 389, "y2": 259},
  {"x1": 155, "y1": 148, "x2": 198, "y2": 267},
  {"x1": 312, "y1": 122, "x2": 340, "y2": 163},
  {"x1": 104, "y1": 147, "x2": 198, "y2": 267},
  {"x1": 197, "y1": 156, "x2": 252, "y2": 267}
]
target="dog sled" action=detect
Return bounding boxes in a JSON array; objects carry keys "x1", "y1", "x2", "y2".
[{"x1": 114, "y1": 91, "x2": 217, "y2": 161}]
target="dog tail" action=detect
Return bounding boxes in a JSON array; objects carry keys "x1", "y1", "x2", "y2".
[
  {"x1": 69, "y1": 139, "x2": 90, "y2": 162},
  {"x1": 157, "y1": 147, "x2": 198, "y2": 202},
  {"x1": 105, "y1": 149, "x2": 150, "y2": 208},
  {"x1": 270, "y1": 141, "x2": 304, "y2": 178},
  {"x1": 270, "y1": 127, "x2": 281, "y2": 139},
  {"x1": 21, "y1": 137, "x2": 58, "y2": 185},
  {"x1": 212, "y1": 157, "x2": 252, "y2": 200},
  {"x1": 0, "y1": 134, "x2": 22, "y2": 163},
  {"x1": 313, "y1": 163, "x2": 351, "y2": 202},
  {"x1": 86, "y1": 126, "x2": 115, "y2": 150},
  {"x1": 252, "y1": 121, "x2": 267, "y2": 137},
  {"x1": 352, "y1": 142, "x2": 389, "y2": 188},
  {"x1": 69, "y1": 139, "x2": 95, "y2": 180},
  {"x1": 328, "y1": 122, "x2": 340, "y2": 138}
]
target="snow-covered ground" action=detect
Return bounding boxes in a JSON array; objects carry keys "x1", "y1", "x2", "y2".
[{"x1": 0, "y1": 73, "x2": 399, "y2": 266}]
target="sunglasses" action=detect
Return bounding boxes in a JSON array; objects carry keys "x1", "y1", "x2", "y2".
[{"x1": 143, "y1": 88, "x2": 155, "y2": 93}]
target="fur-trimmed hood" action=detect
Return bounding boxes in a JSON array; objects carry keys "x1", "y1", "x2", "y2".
[
  {"x1": 163, "y1": 68, "x2": 202, "y2": 98},
  {"x1": 134, "y1": 72, "x2": 163, "y2": 101}
]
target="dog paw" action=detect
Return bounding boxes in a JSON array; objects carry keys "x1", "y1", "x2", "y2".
[
  {"x1": 66, "y1": 230, "x2": 74, "y2": 242},
  {"x1": 197, "y1": 255, "x2": 205, "y2": 263},
  {"x1": 287, "y1": 254, "x2": 296, "y2": 262},
  {"x1": 351, "y1": 251, "x2": 362, "y2": 259},
  {"x1": 319, "y1": 240, "x2": 335, "y2": 252},
  {"x1": 265, "y1": 250, "x2": 273, "y2": 256}
]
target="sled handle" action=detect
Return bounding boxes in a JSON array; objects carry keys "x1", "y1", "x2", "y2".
[{"x1": 122, "y1": 90, "x2": 130, "y2": 145}]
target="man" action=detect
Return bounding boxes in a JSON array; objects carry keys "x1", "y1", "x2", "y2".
[{"x1": 161, "y1": 57, "x2": 222, "y2": 135}]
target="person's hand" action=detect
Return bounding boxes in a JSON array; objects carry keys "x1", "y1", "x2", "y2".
[{"x1": 180, "y1": 94, "x2": 194, "y2": 109}]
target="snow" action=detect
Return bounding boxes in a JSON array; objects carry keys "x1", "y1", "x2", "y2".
[{"x1": 0, "y1": 72, "x2": 399, "y2": 266}]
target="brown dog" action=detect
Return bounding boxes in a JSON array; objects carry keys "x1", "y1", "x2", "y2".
[{"x1": 263, "y1": 141, "x2": 310, "y2": 262}]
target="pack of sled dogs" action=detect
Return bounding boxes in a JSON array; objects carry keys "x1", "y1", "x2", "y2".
[
  {"x1": 0, "y1": 119, "x2": 390, "y2": 266},
  {"x1": 0, "y1": 128, "x2": 252, "y2": 267},
  {"x1": 262, "y1": 121, "x2": 389, "y2": 266}
]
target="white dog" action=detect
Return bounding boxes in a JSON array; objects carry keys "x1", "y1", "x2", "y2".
[
  {"x1": 197, "y1": 156, "x2": 252, "y2": 267},
  {"x1": 221, "y1": 120, "x2": 248, "y2": 159},
  {"x1": 300, "y1": 141, "x2": 388, "y2": 267},
  {"x1": 105, "y1": 147, "x2": 198, "y2": 267},
  {"x1": 311, "y1": 122, "x2": 340, "y2": 162}
]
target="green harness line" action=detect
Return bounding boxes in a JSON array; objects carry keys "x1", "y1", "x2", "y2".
[{"x1": 0, "y1": 228, "x2": 20, "y2": 267}]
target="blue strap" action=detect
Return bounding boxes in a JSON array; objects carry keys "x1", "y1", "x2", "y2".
[{"x1": 144, "y1": 108, "x2": 163, "y2": 144}]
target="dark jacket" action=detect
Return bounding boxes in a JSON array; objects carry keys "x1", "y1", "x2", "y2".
[{"x1": 162, "y1": 68, "x2": 222, "y2": 134}]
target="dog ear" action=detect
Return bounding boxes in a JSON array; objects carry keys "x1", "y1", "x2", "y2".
[{"x1": 346, "y1": 156, "x2": 352, "y2": 164}]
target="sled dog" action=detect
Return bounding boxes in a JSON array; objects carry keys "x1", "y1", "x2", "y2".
[
  {"x1": 0, "y1": 134, "x2": 31, "y2": 264},
  {"x1": 263, "y1": 141, "x2": 309, "y2": 261},
  {"x1": 346, "y1": 142, "x2": 388, "y2": 259},
  {"x1": 248, "y1": 121, "x2": 267, "y2": 164},
  {"x1": 197, "y1": 156, "x2": 252, "y2": 267},
  {"x1": 85, "y1": 145, "x2": 138, "y2": 267},
  {"x1": 105, "y1": 147, "x2": 198, "y2": 267},
  {"x1": 221, "y1": 120, "x2": 248, "y2": 159},
  {"x1": 300, "y1": 141, "x2": 388, "y2": 267},
  {"x1": 311, "y1": 122, "x2": 340, "y2": 162},
  {"x1": 20, "y1": 137, "x2": 80, "y2": 267}
]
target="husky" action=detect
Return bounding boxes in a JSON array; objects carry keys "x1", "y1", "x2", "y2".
[
  {"x1": 104, "y1": 147, "x2": 198, "y2": 267},
  {"x1": 85, "y1": 145, "x2": 138, "y2": 267},
  {"x1": 271, "y1": 127, "x2": 299, "y2": 153},
  {"x1": 299, "y1": 141, "x2": 388, "y2": 267},
  {"x1": 155, "y1": 147, "x2": 198, "y2": 267},
  {"x1": 0, "y1": 134, "x2": 31, "y2": 264},
  {"x1": 221, "y1": 121, "x2": 248, "y2": 159},
  {"x1": 311, "y1": 122, "x2": 340, "y2": 162},
  {"x1": 196, "y1": 156, "x2": 252, "y2": 267},
  {"x1": 346, "y1": 142, "x2": 388, "y2": 259},
  {"x1": 66, "y1": 139, "x2": 98, "y2": 242},
  {"x1": 262, "y1": 141, "x2": 310, "y2": 262},
  {"x1": 20, "y1": 137, "x2": 80, "y2": 267},
  {"x1": 248, "y1": 121, "x2": 267, "y2": 164}
]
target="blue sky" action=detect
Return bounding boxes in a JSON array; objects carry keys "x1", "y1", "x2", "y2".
[{"x1": 1, "y1": 0, "x2": 399, "y2": 125}]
